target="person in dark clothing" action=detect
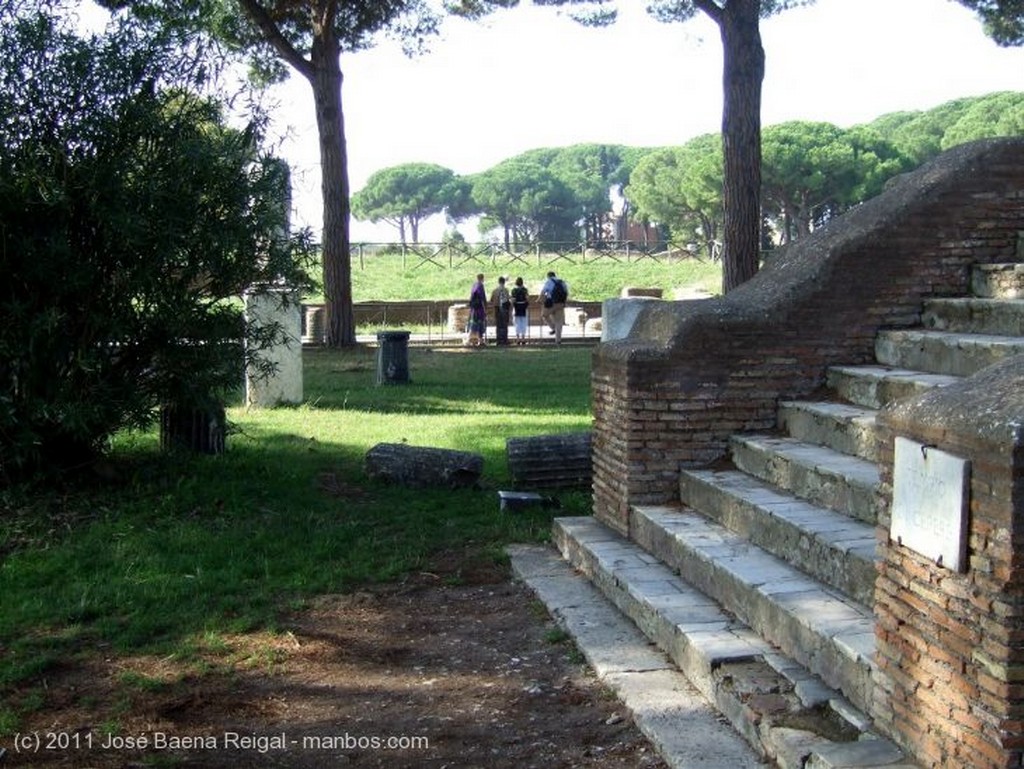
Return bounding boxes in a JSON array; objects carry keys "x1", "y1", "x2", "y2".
[
  {"x1": 510, "y1": 276, "x2": 530, "y2": 345},
  {"x1": 466, "y1": 273, "x2": 487, "y2": 346}
]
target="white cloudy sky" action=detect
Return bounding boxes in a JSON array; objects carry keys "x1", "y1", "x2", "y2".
[{"x1": 266, "y1": 0, "x2": 1024, "y2": 241}]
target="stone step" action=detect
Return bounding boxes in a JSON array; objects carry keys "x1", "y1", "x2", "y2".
[
  {"x1": 627, "y1": 507, "x2": 876, "y2": 716},
  {"x1": 679, "y1": 468, "x2": 876, "y2": 606},
  {"x1": 552, "y1": 515, "x2": 910, "y2": 768},
  {"x1": 874, "y1": 328, "x2": 1024, "y2": 377},
  {"x1": 921, "y1": 297, "x2": 1024, "y2": 336},
  {"x1": 507, "y1": 543, "x2": 766, "y2": 769},
  {"x1": 729, "y1": 434, "x2": 881, "y2": 524},
  {"x1": 777, "y1": 400, "x2": 882, "y2": 462},
  {"x1": 972, "y1": 262, "x2": 1024, "y2": 299},
  {"x1": 825, "y1": 364, "x2": 959, "y2": 410}
]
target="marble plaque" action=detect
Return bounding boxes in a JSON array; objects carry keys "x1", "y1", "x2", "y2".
[{"x1": 890, "y1": 437, "x2": 970, "y2": 571}]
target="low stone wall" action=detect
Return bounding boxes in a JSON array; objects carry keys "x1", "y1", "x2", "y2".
[{"x1": 301, "y1": 299, "x2": 603, "y2": 340}]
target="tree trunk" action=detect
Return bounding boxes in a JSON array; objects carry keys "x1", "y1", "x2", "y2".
[
  {"x1": 310, "y1": 28, "x2": 356, "y2": 347},
  {"x1": 718, "y1": 0, "x2": 764, "y2": 293}
]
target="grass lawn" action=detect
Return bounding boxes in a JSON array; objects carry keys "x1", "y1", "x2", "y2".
[
  {"x1": 341, "y1": 250, "x2": 722, "y2": 303},
  {"x1": 0, "y1": 344, "x2": 594, "y2": 732}
]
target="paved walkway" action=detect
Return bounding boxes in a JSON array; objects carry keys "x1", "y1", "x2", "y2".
[{"x1": 507, "y1": 543, "x2": 767, "y2": 769}]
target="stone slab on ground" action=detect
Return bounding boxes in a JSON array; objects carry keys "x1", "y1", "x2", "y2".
[{"x1": 507, "y1": 543, "x2": 767, "y2": 769}]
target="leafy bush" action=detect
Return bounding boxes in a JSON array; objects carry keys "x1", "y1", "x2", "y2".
[{"x1": 0, "y1": 6, "x2": 312, "y2": 483}]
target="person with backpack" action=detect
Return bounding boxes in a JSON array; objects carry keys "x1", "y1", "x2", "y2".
[
  {"x1": 510, "y1": 276, "x2": 530, "y2": 345},
  {"x1": 540, "y1": 270, "x2": 569, "y2": 344}
]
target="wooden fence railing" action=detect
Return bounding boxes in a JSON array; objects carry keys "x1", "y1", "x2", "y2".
[{"x1": 350, "y1": 241, "x2": 707, "y2": 270}]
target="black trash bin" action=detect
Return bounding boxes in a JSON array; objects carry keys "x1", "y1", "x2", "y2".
[{"x1": 376, "y1": 330, "x2": 411, "y2": 384}]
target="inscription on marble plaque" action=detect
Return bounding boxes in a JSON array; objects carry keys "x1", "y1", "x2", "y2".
[{"x1": 890, "y1": 437, "x2": 970, "y2": 571}]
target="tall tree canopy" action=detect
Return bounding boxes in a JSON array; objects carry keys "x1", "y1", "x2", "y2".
[
  {"x1": 102, "y1": 0, "x2": 444, "y2": 347},
  {"x1": 547, "y1": 144, "x2": 632, "y2": 244},
  {"x1": 349, "y1": 144, "x2": 638, "y2": 247},
  {"x1": 469, "y1": 160, "x2": 580, "y2": 248},
  {"x1": 866, "y1": 91, "x2": 1024, "y2": 165},
  {"x1": 760, "y1": 121, "x2": 909, "y2": 243},
  {"x1": 955, "y1": 0, "x2": 1024, "y2": 44},
  {"x1": 628, "y1": 134, "x2": 724, "y2": 258},
  {"x1": 351, "y1": 163, "x2": 458, "y2": 244}
]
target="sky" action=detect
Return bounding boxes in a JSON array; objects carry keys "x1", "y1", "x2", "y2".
[{"x1": 264, "y1": 0, "x2": 1024, "y2": 241}]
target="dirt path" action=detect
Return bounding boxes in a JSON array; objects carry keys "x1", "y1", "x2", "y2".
[{"x1": 8, "y1": 554, "x2": 667, "y2": 768}]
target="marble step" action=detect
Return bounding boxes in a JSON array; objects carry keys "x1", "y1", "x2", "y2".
[
  {"x1": 874, "y1": 328, "x2": 1024, "y2": 377},
  {"x1": 507, "y1": 543, "x2": 766, "y2": 769},
  {"x1": 825, "y1": 365, "x2": 959, "y2": 410},
  {"x1": 921, "y1": 297, "x2": 1024, "y2": 336},
  {"x1": 679, "y1": 468, "x2": 876, "y2": 606},
  {"x1": 627, "y1": 506, "x2": 875, "y2": 715},
  {"x1": 972, "y1": 262, "x2": 1024, "y2": 299},
  {"x1": 729, "y1": 434, "x2": 882, "y2": 524},
  {"x1": 777, "y1": 400, "x2": 882, "y2": 462},
  {"x1": 552, "y1": 515, "x2": 910, "y2": 768}
]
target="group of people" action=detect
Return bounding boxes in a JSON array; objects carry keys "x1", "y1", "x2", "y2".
[{"x1": 466, "y1": 271, "x2": 569, "y2": 347}]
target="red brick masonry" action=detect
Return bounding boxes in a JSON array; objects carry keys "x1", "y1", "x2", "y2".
[{"x1": 589, "y1": 138, "x2": 1024, "y2": 768}]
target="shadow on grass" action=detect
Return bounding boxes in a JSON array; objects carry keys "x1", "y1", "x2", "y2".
[
  {"x1": 0, "y1": 356, "x2": 593, "y2": 704},
  {"x1": 302, "y1": 345, "x2": 593, "y2": 417}
]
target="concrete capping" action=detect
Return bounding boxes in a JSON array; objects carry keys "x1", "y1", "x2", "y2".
[
  {"x1": 598, "y1": 138, "x2": 1024, "y2": 367},
  {"x1": 601, "y1": 296, "x2": 664, "y2": 342}
]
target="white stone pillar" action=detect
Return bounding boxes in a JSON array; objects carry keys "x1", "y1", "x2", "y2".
[{"x1": 245, "y1": 288, "x2": 303, "y2": 407}]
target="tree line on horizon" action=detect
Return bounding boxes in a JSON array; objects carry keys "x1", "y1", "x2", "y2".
[{"x1": 351, "y1": 90, "x2": 1024, "y2": 258}]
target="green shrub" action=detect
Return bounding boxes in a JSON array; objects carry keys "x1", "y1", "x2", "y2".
[{"x1": 0, "y1": 7, "x2": 312, "y2": 483}]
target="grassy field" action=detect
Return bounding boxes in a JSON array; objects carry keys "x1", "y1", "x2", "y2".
[
  {"x1": 0, "y1": 345, "x2": 593, "y2": 729},
  {"x1": 0, "y1": 250, "x2": 716, "y2": 730},
  {"x1": 335, "y1": 248, "x2": 723, "y2": 303}
]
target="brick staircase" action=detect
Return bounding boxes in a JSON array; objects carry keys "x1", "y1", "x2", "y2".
[{"x1": 552, "y1": 262, "x2": 1024, "y2": 768}]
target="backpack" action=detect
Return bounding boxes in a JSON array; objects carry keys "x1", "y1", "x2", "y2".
[{"x1": 551, "y1": 279, "x2": 568, "y2": 304}]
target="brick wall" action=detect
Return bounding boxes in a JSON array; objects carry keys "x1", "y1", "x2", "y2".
[
  {"x1": 876, "y1": 357, "x2": 1024, "y2": 768},
  {"x1": 591, "y1": 138, "x2": 1024, "y2": 537}
]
